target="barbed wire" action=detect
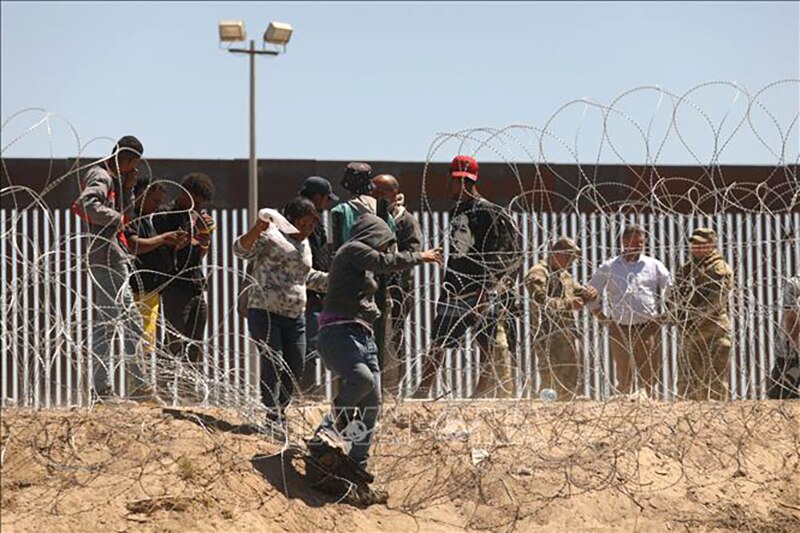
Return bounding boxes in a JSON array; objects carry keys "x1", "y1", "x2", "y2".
[{"x1": 1, "y1": 81, "x2": 799, "y2": 530}]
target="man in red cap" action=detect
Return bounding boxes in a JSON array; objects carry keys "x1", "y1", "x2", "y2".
[{"x1": 413, "y1": 155, "x2": 520, "y2": 399}]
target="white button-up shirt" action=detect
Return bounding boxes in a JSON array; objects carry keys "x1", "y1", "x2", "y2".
[{"x1": 588, "y1": 254, "x2": 672, "y2": 326}]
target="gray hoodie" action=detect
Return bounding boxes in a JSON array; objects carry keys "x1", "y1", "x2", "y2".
[
  {"x1": 73, "y1": 164, "x2": 135, "y2": 266},
  {"x1": 323, "y1": 213, "x2": 423, "y2": 325}
]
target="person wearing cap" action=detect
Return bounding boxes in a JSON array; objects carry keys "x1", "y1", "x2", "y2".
[
  {"x1": 329, "y1": 162, "x2": 396, "y2": 253},
  {"x1": 665, "y1": 227, "x2": 734, "y2": 401},
  {"x1": 413, "y1": 155, "x2": 521, "y2": 399},
  {"x1": 233, "y1": 197, "x2": 329, "y2": 430},
  {"x1": 298, "y1": 176, "x2": 339, "y2": 399},
  {"x1": 587, "y1": 223, "x2": 672, "y2": 398},
  {"x1": 524, "y1": 237, "x2": 598, "y2": 400},
  {"x1": 371, "y1": 174, "x2": 423, "y2": 395}
]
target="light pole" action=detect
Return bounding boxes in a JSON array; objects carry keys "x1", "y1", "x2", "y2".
[{"x1": 219, "y1": 21, "x2": 294, "y2": 224}]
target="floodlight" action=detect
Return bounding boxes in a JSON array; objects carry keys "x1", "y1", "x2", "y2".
[
  {"x1": 219, "y1": 20, "x2": 246, "y2": 42},
  {"x1": 264, "y1": 22, "x2": 293, "y2": 46}
]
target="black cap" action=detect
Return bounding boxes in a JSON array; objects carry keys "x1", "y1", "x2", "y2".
[
  {"x1": 299, "y1": 176, "x2": 339, "y2": 202},
  {"x1": 341, "y1": 162, "x2": 374, "y2": 195}
]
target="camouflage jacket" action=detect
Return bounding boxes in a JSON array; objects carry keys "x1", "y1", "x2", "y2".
[
  {"x1": 666, "y1": 250, "x2": 734, "y2": 330},
  {"x1": 524, "y1": 259, "x2": 589, "y2": 337}
]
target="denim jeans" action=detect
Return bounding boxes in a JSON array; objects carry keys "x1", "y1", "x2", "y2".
[
  {"x1": 248, "y1": 309, "x2": 306, "y2": 412},
  {"x1": 315, "y1": 323, "x2": 381, "y2": 467},
  {"x1": 300, "y1": 308, "x2": 321, "y2": 391},
  {"x1": 90, "y1": 262, "x2": 145, "y2": 395},
  {"x1": 162, "y1": 283, "x2": 208, "y2": 365}
]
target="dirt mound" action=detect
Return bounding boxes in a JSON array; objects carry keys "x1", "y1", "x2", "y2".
[{"x1": 2, "y1": 399, "x2": 799, "y2": 532}]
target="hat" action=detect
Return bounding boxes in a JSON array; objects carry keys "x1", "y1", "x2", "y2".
[
  {"x1": 450, "y1": 155, "x2": 479, "y2": 181},
  {"x1": 300, "y1": 176, "x2": 339, "y2": 202},
  {"x1": 341, "y1": 162, "x2": 374, "y2": 195},
  {"x1": 551, "y1": 236, "x2": 581, "y2": 257},
  {"x1": 689, "y1": 227, "x2": 717, "y2": 244}
]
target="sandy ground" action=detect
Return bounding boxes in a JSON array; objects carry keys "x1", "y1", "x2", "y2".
[{"x1": 2, "y1": 398, "x2": 799, "y2": 532}]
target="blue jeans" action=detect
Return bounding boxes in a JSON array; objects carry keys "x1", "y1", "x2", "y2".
[
  {"x1": 248, "y1": 309, "x2": 306, "y2": 412},
  {"x1": 300, "y1": 308, "x2": 321, "y2": 390},
  {"x1": 90, "y1": 262, "x2": 145, "y2": 395},
  {"x1": 316, "y1": 323, "x2": 381, "y2": 467}
]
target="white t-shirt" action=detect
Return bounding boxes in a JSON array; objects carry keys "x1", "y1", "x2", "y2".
[{"x1": 588, "y1": 254, "x2": 672, "y2": 325}]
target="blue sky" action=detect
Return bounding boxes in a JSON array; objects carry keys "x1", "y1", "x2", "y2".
[{"x1": 1, "y1": 1, "x2": 797, "y2": 164}]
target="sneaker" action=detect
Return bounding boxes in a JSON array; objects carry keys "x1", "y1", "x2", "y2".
[{"x1": 315, "y1": 424, "x2": 352, "y2": 455}]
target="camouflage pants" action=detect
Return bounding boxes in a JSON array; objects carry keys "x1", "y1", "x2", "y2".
[
  {"x1": 475, "y1": 320, "x2": 516, "y2": 399},
  {"x1": 678, "y1": 325, "x2": 731, "y2": 401},
  {"x1": 533, "y1": 331, "x2": 581, "y2": 400}
]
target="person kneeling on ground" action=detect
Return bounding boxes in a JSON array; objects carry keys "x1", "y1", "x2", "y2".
[{"x1": 306, "y1": 214, "x2": 441, "y2": 500}]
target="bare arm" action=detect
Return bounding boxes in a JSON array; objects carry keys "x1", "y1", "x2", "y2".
[{"x1": 129, "y1": 234, "x2": 166, "y2": 255}]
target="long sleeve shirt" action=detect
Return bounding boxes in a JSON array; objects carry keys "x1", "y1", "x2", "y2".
[
  {"x1": 587, "y1": 254, "x2": 672, "y2": 326},
  {"x1": 525, "y1": 259, "x2": 591, "y2": 336},
  {"x1": 233, "y1": 223, "x2": 328, "y2": 319},
  {"x1": 73, "y1": 164, "x2": 135, "y2": 266}
]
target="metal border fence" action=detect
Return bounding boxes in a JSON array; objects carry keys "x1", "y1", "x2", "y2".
[{"x1": 1, "y1": 208, "x2": 798, "y2": 407}]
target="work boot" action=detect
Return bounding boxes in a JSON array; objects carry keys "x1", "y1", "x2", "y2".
[{"x1": 345, "y1": 484, "x2": 389, "y2": 507}]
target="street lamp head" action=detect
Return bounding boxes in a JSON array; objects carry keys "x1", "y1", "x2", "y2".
[
  {"x1": 219, "y1": 20, "x2": 246, "y2": 42},
  {"x1": 264, "y1": 22, "x2": 293, "y2": 46}
]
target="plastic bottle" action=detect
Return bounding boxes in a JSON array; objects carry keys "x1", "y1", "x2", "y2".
[{"x1": 539, "y1": 388, "x2": 557, "y2": 403}]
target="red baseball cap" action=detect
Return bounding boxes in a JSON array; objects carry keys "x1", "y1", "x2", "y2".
[{"x1": 449, "y1": 155, "x2": 479, "y2": 181}]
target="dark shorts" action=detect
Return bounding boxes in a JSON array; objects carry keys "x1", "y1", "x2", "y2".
[{"x1": 431, "y1": 293, "x2": 498, "y2": 350}]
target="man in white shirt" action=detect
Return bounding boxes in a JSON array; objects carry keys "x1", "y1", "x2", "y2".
[{"x1": 588, "y1": 224, "x2": 672, "y2": 397}]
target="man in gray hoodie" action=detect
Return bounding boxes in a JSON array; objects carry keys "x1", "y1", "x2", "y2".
[
  {"x1": 73, "y1": 135, "x2": 148, "y2": 399},
  {"x1": 308, "y1": 214, "x2": 441, "y2": 473}
]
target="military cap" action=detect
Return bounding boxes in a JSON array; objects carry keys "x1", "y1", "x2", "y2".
[
  {"x1": 551, "y1": 236, "x2": 581, "y2": 256},
  {"x1": 689, "y1": 227, "x2": 717, "y2": 244}
]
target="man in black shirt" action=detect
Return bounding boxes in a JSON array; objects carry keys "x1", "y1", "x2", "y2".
[
  {"x1": 413, "y1": 155, "x2": 520, "y2": 399},
  {"x1": 298, "y1": 176, "x2": 339, "y2": 397},
  {"x1": 153, "y1": 173, "x2": 215, "y2": 387},
  {"x1": 126, "y1": 178, "x2": 188, "y2": 361}
]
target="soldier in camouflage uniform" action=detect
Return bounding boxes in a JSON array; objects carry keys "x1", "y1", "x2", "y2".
[
  {"x1": 525, "y1": 237, "x2": 598, "y2": 400},
  {"x1": 667, "y1": 228, "x2": 734, "y2": 401}
]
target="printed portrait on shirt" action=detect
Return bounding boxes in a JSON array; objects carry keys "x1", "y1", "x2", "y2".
[{"x1": 449, "y1": 213, "x2": 474, "y2": 258}]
